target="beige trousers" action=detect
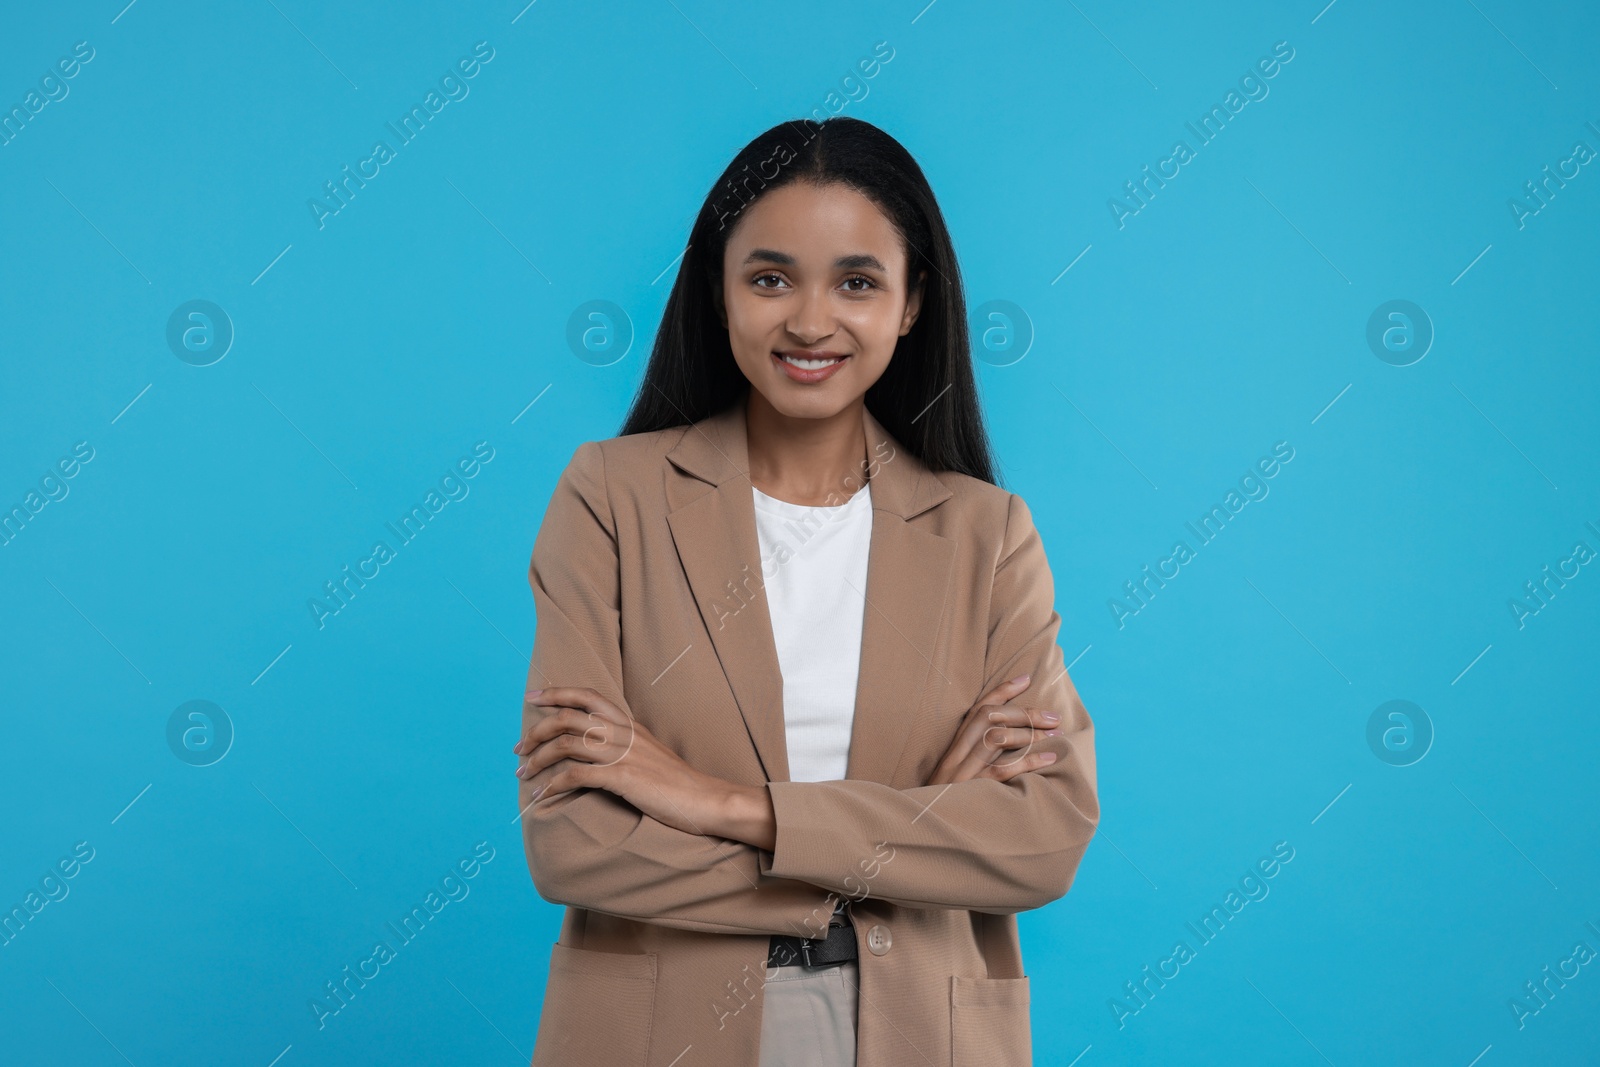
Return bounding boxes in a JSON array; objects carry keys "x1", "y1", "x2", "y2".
[{"x1": 756, "y1": 960, "x2": 860, "y2": 1067}]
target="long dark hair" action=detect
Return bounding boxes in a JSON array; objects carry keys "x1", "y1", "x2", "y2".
[{"x1": 617, "y1": 116, "x2": 998, "y2": 485}]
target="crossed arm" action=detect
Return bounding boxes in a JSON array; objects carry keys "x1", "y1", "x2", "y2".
[{"x1": 515, "y1": 442, "x2": 1100, "y2": 937}]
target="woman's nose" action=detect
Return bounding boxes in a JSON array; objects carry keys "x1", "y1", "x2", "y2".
[{"x1": 787, "y1": 288, "x2": 836, "y2": 341}]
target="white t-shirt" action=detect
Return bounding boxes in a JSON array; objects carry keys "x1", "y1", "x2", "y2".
[{"x1": 751, "y1": 481, "x2": 873, "y2": 782}]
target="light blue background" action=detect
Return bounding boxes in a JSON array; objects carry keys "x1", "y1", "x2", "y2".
[{"x1": 2, "y1": 1, "x2": 1596, "y2": 1064}]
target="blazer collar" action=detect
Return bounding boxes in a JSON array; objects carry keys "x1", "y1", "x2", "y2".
[
  {"x1": 665, "y1": 391, "x2": 953, "y2": 520},
  {"x1": 663, "y1": 391, "x2": 958, "y2": 786}
]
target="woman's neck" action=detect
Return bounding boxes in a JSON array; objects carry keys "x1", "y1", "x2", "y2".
[{"x1": 744, "y1": 391, "x2": 870, "y2": 507}]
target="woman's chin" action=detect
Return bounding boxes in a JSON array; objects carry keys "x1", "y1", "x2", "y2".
[{"x1": 750, "y1": 380, "x2": 864, "y2": 422}]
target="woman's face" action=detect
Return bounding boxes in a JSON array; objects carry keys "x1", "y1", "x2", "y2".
[{"x1": 718, "y1": 180, "x2": 925, "y2": 422}]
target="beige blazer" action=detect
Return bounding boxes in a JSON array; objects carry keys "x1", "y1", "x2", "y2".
[{"x1": 520, "y1": 392, "x2": 1099, "y2": 1067}]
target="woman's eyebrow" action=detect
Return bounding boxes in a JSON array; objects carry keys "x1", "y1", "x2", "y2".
[{"x1": 742, "y1": 248, "x2": 888, "y2": 272}]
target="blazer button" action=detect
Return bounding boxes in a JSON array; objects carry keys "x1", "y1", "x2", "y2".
[{"x1": 866, "y1": 924, "x2": 892, "y2": 956}]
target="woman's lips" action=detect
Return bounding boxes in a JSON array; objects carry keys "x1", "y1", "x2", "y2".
[{"x1": 773, "y1": 351, "x2": 850, "y2": 384}]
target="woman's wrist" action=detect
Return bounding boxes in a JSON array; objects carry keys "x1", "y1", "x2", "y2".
[{"x1": 710, "y1": 782, "x2": 778, "y2": 851}]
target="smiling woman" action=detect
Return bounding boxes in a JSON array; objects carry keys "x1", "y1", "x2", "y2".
[
  {"x1": 713, "y1": 179, "x2": 928, "y2": 473},
  {"x1": 515, "y1": 116, "x2": 1099, "y2": 1067}
]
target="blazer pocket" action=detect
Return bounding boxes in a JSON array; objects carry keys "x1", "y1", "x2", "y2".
[
  {"x1": 532, "y1": 942, "x2": 658, "y2": 1067},
  {"x1": 950, "y1": 975, "x2": 1032, "y2": 1067}
]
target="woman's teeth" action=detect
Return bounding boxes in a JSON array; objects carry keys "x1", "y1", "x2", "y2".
[{"x1": 780, "y1": 355, "x2": 845, "y2": 369}]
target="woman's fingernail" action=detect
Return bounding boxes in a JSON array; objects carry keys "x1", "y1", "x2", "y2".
[
  {"x1": 1045, "y1": 729, "x2": 1062, "y2": 737},
  {"x1": 526, "y1": 689, "x2": 544, "y2": 700},
  {"x1": 1043, "y1": 711, "x2": 1061, "y2": 724},
  {"x1": 1041, "y1": 752, "x2": 1058, "y2": 763},
  {"x1": 531, "y1": 784, "x2": 546, "y2": 800},
  {"x1": 1010, "y1": 674, "x2": 1030, "y2": 685}
]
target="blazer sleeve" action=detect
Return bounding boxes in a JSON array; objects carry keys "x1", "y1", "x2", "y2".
[
  {"x1": 756, "y1": 491, "x2": 1101, "y2": 914},
  {"x1": 518, "y1": 440, "x2": 846, "y2": 937}
]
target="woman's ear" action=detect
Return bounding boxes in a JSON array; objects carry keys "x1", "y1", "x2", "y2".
[{"x1": 900, "y1": 268, "x2": 928, "y2": 336}]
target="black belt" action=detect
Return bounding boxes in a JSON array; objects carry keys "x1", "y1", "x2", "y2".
[{"x1": 768, "y1": 914, "x2": 857, "y2": 969}]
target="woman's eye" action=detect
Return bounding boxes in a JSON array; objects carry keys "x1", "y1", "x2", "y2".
[{"x1": 751, "y1": 273, "x2": 875, "y2": 291}]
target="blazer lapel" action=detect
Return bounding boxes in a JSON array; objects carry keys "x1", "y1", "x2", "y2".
[
  {"x1": 665, "y1": 393, "x2": 955, "y2": 787},
  {"x1": 665, "y1": 395, "x2": 791, "y2": 783},
  {"x1": 844, "y1": 414, "x2": 956, "y2": 786}
]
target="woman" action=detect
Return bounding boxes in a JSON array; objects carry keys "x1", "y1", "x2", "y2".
[{"x1": 513, "y1": 116, "x2": 1099, "y2": 1067}]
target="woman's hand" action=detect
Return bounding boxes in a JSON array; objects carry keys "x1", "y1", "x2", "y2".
[
  {"x1": 924, "y1": 674, "x2": 1061, "y2": 787},
  {"x1": 515, "y1": 686, "x2": 738, "y2": 839}
]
